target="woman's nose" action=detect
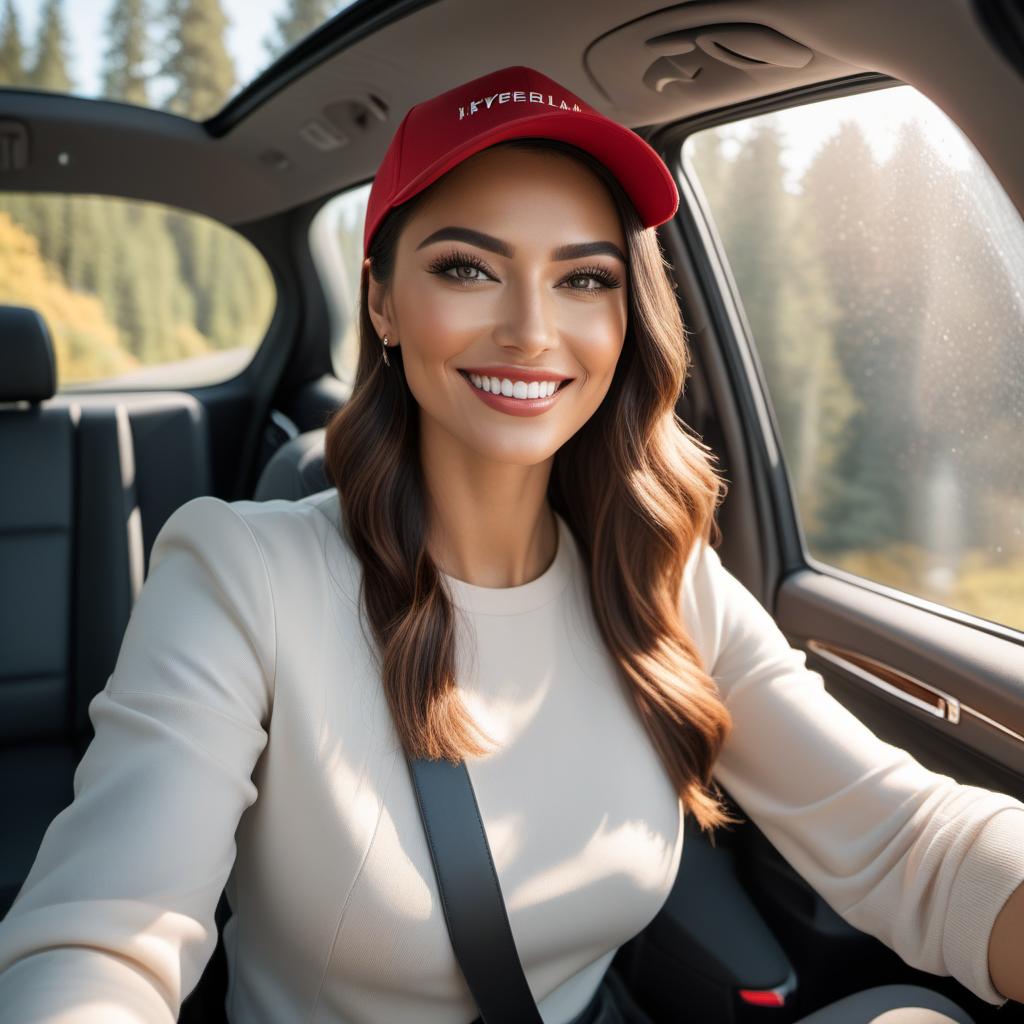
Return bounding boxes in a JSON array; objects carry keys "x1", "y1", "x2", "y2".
[{"x1": 494, "y1": 273, "x2": 557, "y2": 354}]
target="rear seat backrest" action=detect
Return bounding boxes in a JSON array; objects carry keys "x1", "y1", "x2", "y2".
[
  {"x1": 0, "y1": 309, "x2": 83, "y2": 916},
  {"x1": 0, "y1": 308, "x2": 78, "y2": 744},
  {"x1": 51, "y1": 393, "x2": 213, "y2": 735},
  {"x1": 253, "y1": 427, "x2": 329, "y2": 501},
  {"x1": 0, "y1": 304, "x2": 212, "y2": 916}
]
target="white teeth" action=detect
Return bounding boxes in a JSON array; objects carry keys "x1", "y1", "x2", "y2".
[{"x1": 467, "y1": 374, "x2": 562, "y2": 400}]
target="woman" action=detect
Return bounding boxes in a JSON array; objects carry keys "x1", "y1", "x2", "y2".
[{"x1": 0, "y1": 65, "x2": 1021, "y2": 1024}]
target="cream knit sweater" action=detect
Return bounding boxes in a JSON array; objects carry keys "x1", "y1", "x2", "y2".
[{"x1": 1, "y1": 488, "x2": 1022, "y2": 1023}]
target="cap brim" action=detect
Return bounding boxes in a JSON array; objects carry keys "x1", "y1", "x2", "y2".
[{"x1": 389, "y1": 109, "x2": 679, "y2": 230}]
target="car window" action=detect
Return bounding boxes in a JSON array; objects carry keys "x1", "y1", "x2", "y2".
[
  {"x1": 0, "y1": 191, "x2": 276, "y2": 389},
  {"x1": 0, "y1": 0, "x2": 358, "y2": 123},
  {"x1": 310, "y1": 182, "x2": 371, "y2": 391},
  {"x1": 679, "y1": 84, "x2": 1024, "y2": 635}
]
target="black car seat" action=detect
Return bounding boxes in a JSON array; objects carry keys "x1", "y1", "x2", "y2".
[
  {"x1": 0, "y1": 305, "x2": 211, "y2": 918},
  {"x1": 253, "y1": 426, "x2": 329, "y2": 501},
  {"x1": 0, "y1": 307, "x2": 85, "y2": 916}
]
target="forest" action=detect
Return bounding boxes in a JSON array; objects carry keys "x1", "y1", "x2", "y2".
[
  {"x1": 1, "y1": 0, "x2": 1021, "y2": 631},
  {"x1": 0, "y1": 0, "x2": 332, "y2": 381},
  {"x1": 687, "y1": 113, "x2": 1023, "y2": 630}
]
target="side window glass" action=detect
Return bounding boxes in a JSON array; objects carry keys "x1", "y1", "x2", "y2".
[
  {"x1": 680, "y1": 85, "x2": 1024, "y2": 634},
  {"x1": 0, "y1": 192, "x2": 275, "y2": 388},
  {"x1": 310, "y1": 183, "x2": 372, "y2": 391}
]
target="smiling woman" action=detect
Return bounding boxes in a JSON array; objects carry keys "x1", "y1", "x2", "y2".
[
  {"x1": 320, "y1": 70, "x2": 743, "y2": 1019},
  {"x1": 330, "y1": 129, "x2": 738, "y2": 830},
  {"x1": 2, "y1": 62, "x2": 1024, "y2": 1024}
]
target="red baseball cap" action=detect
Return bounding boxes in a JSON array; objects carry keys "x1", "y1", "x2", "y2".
[{"x1": 362, "y1": 64, "x2": 679, "y2": 257}]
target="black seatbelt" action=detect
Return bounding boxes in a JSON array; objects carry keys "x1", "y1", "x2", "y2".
[{"x1": 407, "y1": 755, "x2": 545, "y2": 1024}]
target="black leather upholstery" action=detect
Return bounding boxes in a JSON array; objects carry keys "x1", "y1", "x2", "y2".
[
  {"x1": 0, "y1": 306, "x2": 56, "y2": 402},
  {"x1": 0, "y1": 405, "x2": 77, "y2": 743},
  {"x1": 0, "y1": 306, "x2": 212, "y2": 917},
  {"x1": 253, "y1": 427, "x2": 329, "y2": 501}
]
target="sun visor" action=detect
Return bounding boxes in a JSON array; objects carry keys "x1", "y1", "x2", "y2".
[{"x1": 585, "y1": 10, "x2": 863, "y2": 123}]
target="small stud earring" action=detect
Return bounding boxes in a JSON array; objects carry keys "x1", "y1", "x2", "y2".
[{"x1": 381, "y1": 333, "x2": 391, "y2": 367}]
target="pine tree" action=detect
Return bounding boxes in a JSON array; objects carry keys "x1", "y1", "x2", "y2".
[
  {"x1": 28, "y1": 194, "x2": 66, "y2": 270},
  {"x1": 102, "y1": 0, "x2": 151, "y2": 106},
  {"x1": 264, "y1": 0, "x2": 331, "y2": 60},
  {"x1": 134, "y1": 204, "x2": 205, "y2": 361},
  {"x1": 715, "y1": 123, "x2": 788, "y2": 359},
  {"x1": 706, "y1": 121, "x2": 857, "y2": 542},
  {"x1": 0, "y1": 0, "x2": 26, "y2": 86},
  {"x1": 684, "y1": 130, "x2": 733, "y2": 218},
  {"x1": 159, "y1": 0, "x2": 236, "y2": 120},
  {"x1": 65, "y1": 197, "x2": 101, "y2": 292},
  {"x1": 155, "y1": 0, "x2": 236, "y2": 355},
  {"x1": 889, "y1": 121, "x2": 1021, "y2": 573},
  {"x1": 26, "y1": 0, "x2": 73, "y2": 93}
]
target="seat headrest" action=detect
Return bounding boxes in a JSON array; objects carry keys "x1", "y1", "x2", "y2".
[
  {"x1": 254, "y1": 428, "x2": 329, "y2": 501},
  {"x1": 0, "y1": 305, "x2": 57, "y2": 402}
]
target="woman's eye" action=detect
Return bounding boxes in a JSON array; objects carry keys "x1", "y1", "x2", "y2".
[
  {"x1": 447, "y1": 264, "x2": 488, "y2": 281},
  {"x1": 427, "y1": 253, "x2": 495, "y2": 283},
  {"x1": 563, "y1": 271, "x2": 617, "y2": 291}
]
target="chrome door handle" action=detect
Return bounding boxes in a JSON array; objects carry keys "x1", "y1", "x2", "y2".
[
  {"x1": 805, "y1": 639, "x2": 1024, "y2": 748},
  {"x1": 805, "y1": 639, "x2": 960, "y2": 722}
]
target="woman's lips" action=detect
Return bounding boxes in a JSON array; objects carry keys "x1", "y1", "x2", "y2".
[{"x1": 458, "y1": 370, "x2": 571, "y2": 418}]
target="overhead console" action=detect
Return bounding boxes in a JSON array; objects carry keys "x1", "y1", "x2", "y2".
[{"x1": 585, "y1": 6, "x2": 864, "y2": 123}]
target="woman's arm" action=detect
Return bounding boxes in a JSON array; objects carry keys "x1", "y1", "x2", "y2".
[
  {"x1": 680, "y1": 540, "x2": 1024, "y2": 1007},
  {"x1": 0, "y1": 496, "x2": 276, "y2": 1022}
]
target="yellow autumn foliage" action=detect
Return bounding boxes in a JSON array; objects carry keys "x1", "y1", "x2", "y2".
[{"x1": 0, "y1": 211, "x2": 137, "y2": 384}]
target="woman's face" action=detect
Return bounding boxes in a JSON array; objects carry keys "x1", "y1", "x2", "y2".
[{"x1": 366, "y1": 146, "x2": 629, "y2": 468}]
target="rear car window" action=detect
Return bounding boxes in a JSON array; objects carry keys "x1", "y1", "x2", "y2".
[
  {"x1": 0, "y1": 192, "x2": 276, "y2": 389},
  {"x1": 310, "y1": 182, "x2": 372, "y2": 392},
  {"x1": 679, "y1": 84, "x2": 1024, "y2": 635}
]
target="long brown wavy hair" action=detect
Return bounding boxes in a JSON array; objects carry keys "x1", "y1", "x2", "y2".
[{"x1": 324, "y1": 137, "x2": 739, "y2": 833}]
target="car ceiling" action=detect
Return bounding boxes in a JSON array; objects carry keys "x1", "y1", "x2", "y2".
[{"x1": 8, "y1": 0, "x2": 1023, "y2": 227}]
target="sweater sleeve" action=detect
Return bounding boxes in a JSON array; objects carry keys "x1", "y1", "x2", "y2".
[
  {"x1": 683, "y1": 540, "x2": 1024, "y2": 1007},
  {"x1": 0, "y1": 496, "x2": 276, "y2": 1023}
]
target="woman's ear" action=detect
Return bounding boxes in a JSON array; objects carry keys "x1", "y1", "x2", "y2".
[{"x1": 364, "y1": 257, "x2": 393, "y2": 342}]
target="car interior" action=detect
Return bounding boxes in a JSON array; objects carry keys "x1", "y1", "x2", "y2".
[{"x1": 2, "y1": 0, "x2": 1023, "y2": 1021}]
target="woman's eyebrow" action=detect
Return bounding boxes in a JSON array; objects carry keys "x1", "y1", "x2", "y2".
[
  {"x1": 552, "y1": 240, "x2": 626, "y2": 264},
  {"x1": 416, "y1": 226, "x2": 626, "y2": 264}
]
